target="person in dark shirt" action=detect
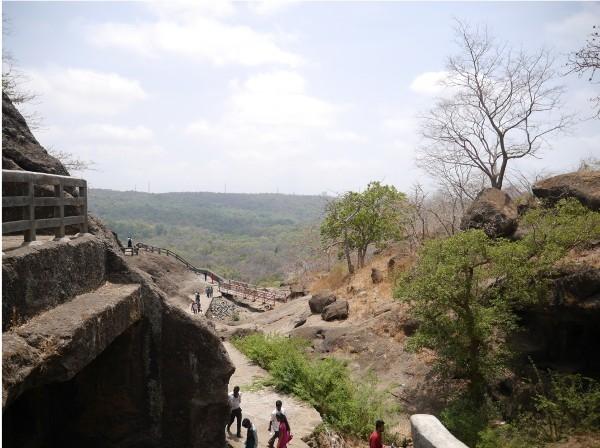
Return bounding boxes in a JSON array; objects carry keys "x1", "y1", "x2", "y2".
[
  {"x1": 369, "y1": 420, "x2": 389, "y2": 448},
  {"x1": 242, "y1": 418, "x2": 258, "y2": 448}
]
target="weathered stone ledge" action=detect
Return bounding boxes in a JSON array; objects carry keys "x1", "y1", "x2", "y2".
[{"x1": 2, "y1": 282, "x2": 142, "y2": 408}]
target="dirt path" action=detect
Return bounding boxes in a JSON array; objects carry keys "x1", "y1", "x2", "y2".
[{"x1": 224, "y1": 342, "x2": 322, "y2": 448}]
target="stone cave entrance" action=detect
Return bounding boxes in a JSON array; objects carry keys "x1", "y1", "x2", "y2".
[{"x1": 3, "y1": 320, "x2": 159, "y2": 448}]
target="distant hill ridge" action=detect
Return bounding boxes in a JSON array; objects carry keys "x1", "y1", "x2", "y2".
[{"x1": 89, "y1": 189, "x2": 329, "y2": 283}]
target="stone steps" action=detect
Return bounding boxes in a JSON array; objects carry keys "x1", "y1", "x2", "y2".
[{"x1": 2, "y1": 282, "x2": 142, "y2": 408}]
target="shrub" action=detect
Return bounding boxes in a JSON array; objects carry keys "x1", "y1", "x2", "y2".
[{"x1": 232, "y1": 333, "x2": 397, "y2": 439}]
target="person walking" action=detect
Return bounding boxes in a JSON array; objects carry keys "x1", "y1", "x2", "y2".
[
  {"x1": 276, "y1": 413, "x2": 292, "y2": 448},
  {"x1": 369, "y1": 420, "x2": 390, "y2": 448},
  {"x1": 242, "y1": 418, "x2": 258, "y2": 448},
  {"x1": 190, "y1": 301, "x2": 197, "y2": 314},
  {"x1": 127, "y1": 237, "x2": 133, "y2": 248},
  {"x1": 268, "y1": 400, "x2": 285, "y2": 448},
  {"x1": 205, "y1": 286, "x2": 210, "y2": 298},
  {"x1": 227, "y1": 386, "x2": 242, "y2": 437},
  {"x1": 195, "y1": 291, "x2": 201, "y2": 309}
]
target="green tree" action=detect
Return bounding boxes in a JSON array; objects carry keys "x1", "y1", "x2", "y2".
[
  {"x1": 321, "y1": 182, "x2": 407, "y2": 274},
  {"x1": 395, "y1": 199, "x2": 600, "y2": 399}
]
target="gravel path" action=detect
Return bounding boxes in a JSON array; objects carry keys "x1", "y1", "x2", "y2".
[{"x1": 224, "y1": 342, "x2": 322, "y2": 448}]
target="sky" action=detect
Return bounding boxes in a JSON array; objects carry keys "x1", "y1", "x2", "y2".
[{"x1": 3, "y1": 1, "x2": 599, "y2": 195}]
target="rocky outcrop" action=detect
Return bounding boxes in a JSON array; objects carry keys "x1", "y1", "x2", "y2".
[
  {"x1": 371, "y1": 268, "x2": 384, "y2": 284},
  {"x1": 2, "y1": 235, "x2": 108, "y2": 331},
  {"x1": 410, "y1": 414, "x2": 468, "y2": 448},
  {"x1": 309, "y1": 291, "x2": 337, "y2": 313},
  {"x1": 289, "y1": 282, "x2": 309, "y2": 299},
  {"x1": 2, "y1": 92, "x2": 235, "y2": 447},
  {"x1": 532, "y1": 171, "x2": 600, "y2": 211},
  {"x1": 514, "y1": 262, "x2": 600, "y2": 376},
  {"x1": 322, "y1": 300, "x2": 349, "y2": 321},
  {"x1": 460, "y1": 188, "x2": 518, "y2": 238},
  {"x1": 2, "y1": 92, "x2": 68, "y2": 175}
]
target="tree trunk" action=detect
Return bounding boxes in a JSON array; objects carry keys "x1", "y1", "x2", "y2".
[{"x1": 343, "y1": 230, "x2": 354, "y2": 274}]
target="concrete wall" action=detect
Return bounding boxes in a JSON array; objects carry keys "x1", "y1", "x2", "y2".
[{"x1": 410, "y1": 414, "x2": 469, "y2": 448}]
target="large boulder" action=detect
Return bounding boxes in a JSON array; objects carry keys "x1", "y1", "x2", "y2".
[
  {"x1": 371, "y1": 268, "x2": 384, "y2": 284},
  {"x1": 460, "y1": 188, "x2": 518, "y2": 238},
  {"x1": 322, "y1": 300, "x2": 349, "y2": 321},
  {"x1": 532, "y1": 171, "x2": 600, "y2": 211},
  {"x1": 309, "y1": 291, "x2": 336, "y2": 313}
]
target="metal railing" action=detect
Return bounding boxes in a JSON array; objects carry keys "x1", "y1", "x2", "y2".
[
  {"x1": 135, "y1": 242, "x2": 289, "y2": 304},
  {"x1": 2, "y1": 169, "x2": 88, "y2": 243}
]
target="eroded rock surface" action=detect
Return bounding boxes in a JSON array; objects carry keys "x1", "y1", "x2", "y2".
[{"x1": 533, "y1": 171, "x2": 600, "y2": 211}]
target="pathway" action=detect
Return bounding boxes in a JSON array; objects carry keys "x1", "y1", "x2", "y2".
[{"x1": 224, "y1": 342, "x2": 322, "y2": 448}]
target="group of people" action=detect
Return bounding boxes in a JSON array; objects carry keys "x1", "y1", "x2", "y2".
[
  {"x1": 191, "y1": 291, "x2": 202, "y2": 314},
  {"x1": 205, "y1": 285, "x2": 214, "y2": 298},
  {"x1": 227, "y1": 386, "x2": 293, "y2": 448}
]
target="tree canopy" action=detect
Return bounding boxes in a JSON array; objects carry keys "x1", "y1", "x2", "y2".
[{"x1": 321, "y1": 181, "x2": 407, "y2": 274}]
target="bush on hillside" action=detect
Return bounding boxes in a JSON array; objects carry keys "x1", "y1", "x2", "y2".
[{"x1": 232, "y1": 333, "x2": 397, "y2": 439}]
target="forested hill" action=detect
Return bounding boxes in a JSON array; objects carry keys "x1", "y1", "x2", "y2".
[{"x1": 89, "y1": 189, "x2": 329, "y2": 284}]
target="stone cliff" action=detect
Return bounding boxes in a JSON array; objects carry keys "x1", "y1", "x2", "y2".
[{"x1": 2, "y1": 94, "x2": 235, "y2": 447}]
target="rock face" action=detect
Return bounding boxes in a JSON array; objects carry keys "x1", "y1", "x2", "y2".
[
  {"x1": 514, "y1": 263, "x2": 600, "y2": 376},
  {"x1": 410, "y1": 414, "x2": 468, "y2": 448},
  {"x1": 289, "y1": 282, "x2": 309, "y2": 299},
  {"x1": 2, "y1": 92, "x2": 68, "y2": 175},
  {"x1": 2, "y1": 233, "x2": 235, "y2": 448},
  {"x1": 2, "y1": 235, "x2": 108, "y2": 331},
  {"x1": 460, "y1": 188, "x2": 518, "y2": 238},
  {"x1": 371, "y1": 268, "x2": 384, "y2": 284},
  {"x1": 309, "y1": 291, "x2": 337, "y2": 313},
  {"x1": 532, "y1": 171, "x2": 600, "y2": 211},
  {"x1": 322, "y1": 300, "x2": 349, "y2": 321},
  {"x1": 2, "y1": 92, "x2": 235, "y2": 447}
]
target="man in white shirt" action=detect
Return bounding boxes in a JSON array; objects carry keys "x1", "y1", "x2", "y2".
[
  {"x1": 227, "y1": 386, "x2": 242, "y2": 437},
  {"x1": 267, "y1": 400, "x2": 285, "y2": 448}
]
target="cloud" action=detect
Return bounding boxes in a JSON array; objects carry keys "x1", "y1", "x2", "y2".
[
  {"x1": 229, "y1": 70, "x2": 337, "y2": 127},
  {"x1": 409, "y1": 71, "x2": 449, "y2": 95},
  {"x1": 88, "y1": 6, "x2": 302, "y2": 67},
  {"x1": 248, "y1": 1, "x2": 298, "y2": 16},
  {"x1": 185, "y1": 119, "x2": 212, "y2": 136},
  {"x1": 76, "y1": 124, "x2": 155, "y2": 143},
  {"x1": 25, "y1": 68, "x2": 147, "y2": 115},
  {"x1": 546, "y1": 4, "x2": 600, "y2": 48}
]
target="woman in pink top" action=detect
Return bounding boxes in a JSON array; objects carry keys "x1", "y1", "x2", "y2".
[{"x1": 276, "y1": 413, "x2": 292, "y2": 448}]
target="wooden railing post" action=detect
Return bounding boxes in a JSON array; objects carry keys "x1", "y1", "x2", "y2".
[
  {"x1": 54, "y1": 182, "x2": 65, "y2": 239},
  {"x1": 23, "y1": 180, "x2": 35, "y2": 242},
  {"x1": 79, "y1": 183, "x2": 88, "y2": 234}
]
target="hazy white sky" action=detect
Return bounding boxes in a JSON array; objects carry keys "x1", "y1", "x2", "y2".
[{"x1": 4, "y1": 1, "x2": 599, "y2": 194}]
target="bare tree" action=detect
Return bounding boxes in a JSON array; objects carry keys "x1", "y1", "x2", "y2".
[
  {"x1": 419, "y1": 21, "x2": 572, "y2": 190},
  {"x1": 46, "y1": 148, "x2": 96, "y2": 173},
  {"x1": 567, "y1": 25, "x2": 600, "y2": 118}
]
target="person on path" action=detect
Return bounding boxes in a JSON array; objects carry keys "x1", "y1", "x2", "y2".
[
  {"x1": 209, "y1": 286, "x2": 214, "y2": 298},
  {"x1": 227, "y1": 386, "x2": 242, "y2": 437},
  {"x1": 127, "y1": 237, "x2": 133, "y2": 248},
  {"x1": 369, "y1": 420, "x2": 389, "y2": 448},
  {"x1": 205, "y1": 286, "x2": 210, "y2": 298},
  {"x1": 268, "y1": 400, "x2": 285, "y2": 448},
  {"x1": 276, "y1": 412, "x2": 292, "y2": 448},
  {"x1": 190, "y1": 301, "x2": 197, "y2": 314},
  {"x1": 242, "y1": 418, "x2": 258, "y2": 448},
  {"x1": 195, "y1": 291, "x2": 201, "y2": 307}
]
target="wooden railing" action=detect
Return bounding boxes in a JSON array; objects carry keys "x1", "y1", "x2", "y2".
[
  {"x1": 135, "y1": 242, "x2": 289, "y2": 304},
  {"x1": 2, "y1": 169, "x2": 88, "y2": 243}
]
